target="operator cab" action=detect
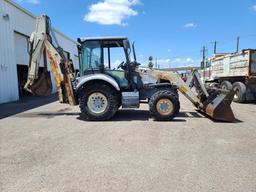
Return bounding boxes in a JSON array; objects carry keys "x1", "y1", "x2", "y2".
[{"x1": 77, "y1": 37, "x2": 134, "y2": 89}]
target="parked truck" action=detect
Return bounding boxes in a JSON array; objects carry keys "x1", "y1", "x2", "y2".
[{"x1": 201, "y1": 49, "x2": 256, "y2": 103}]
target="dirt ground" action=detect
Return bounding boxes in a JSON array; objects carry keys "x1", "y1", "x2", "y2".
[{"x1": 0, "y1": 95, "x2": 256, "y2": 192}]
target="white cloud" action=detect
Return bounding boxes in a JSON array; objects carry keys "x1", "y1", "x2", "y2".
[
  {"x1": 27, "y1": 0, "x2": 40, "y2": 4},
  {"x1": 167, "y1": 49, "x2": 172, "y2": 52},
  {"x1": 251, "y1": 5, "x2": 256, "y2": 11},
  {"x1": 184, "y1": 23, "x2": 197, "y2": 28},
  {"x1": 18, "y1": 0, "x2": 40, "y2": 4},
  {"x1": 84, "y1": 0, "x2": 140, "y2": 26},
  {"x1": 174, "y1": 58, "x2": 181, "y2": 62},
  {"x1": 158, "y1": 59, "x2": 171, "y2": 63},
  {"x1": 186, "y1": 58, "x2": 194, "y2": 63},
  {"x1": 157, "y1": 57, "x2": 198, "y2": 68},
  {"x1": 138, "y1": 54, "x2": 144, "y2": 58}
]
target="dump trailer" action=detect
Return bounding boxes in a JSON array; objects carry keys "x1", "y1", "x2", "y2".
[
  {"x1": 202, "y1": 49, "x2": 256, "y2": 103},
  {"x1": 24, "y1": 15, "x2": 236, "y2": 122}
]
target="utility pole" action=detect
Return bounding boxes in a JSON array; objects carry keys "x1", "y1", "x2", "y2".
[
  {"x1": 213, "y1": 41, "x2": 218, "y2": 54},
  {"x1": 236, "y1": 36, "x2": 240, "y2": 53},
  {"x1": 201, "y1": 46, "x2": 207, "y2": 82},
  {"x1": 201, "y1": 46, "x2": 207, "y2": 69}
]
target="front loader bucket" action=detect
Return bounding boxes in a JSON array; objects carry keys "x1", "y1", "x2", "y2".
[
  {"x1": 29, "y1": 71, "x2": 53, "y2": 96},
  {"x1": 201, "y1": 89, "x2": 235, "y2": 122}
]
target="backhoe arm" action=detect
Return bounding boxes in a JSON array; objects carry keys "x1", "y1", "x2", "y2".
[{"x1": 24, "y1": 15, "x2": 77, "y2": 105}]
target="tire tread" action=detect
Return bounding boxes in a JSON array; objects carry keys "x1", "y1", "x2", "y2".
[
  {"x1": 149, "y1": 90, "x2": 180, "y2": 121},
  {"x1": 78, "y1": 83, "x2": 119, "y2": 121}
]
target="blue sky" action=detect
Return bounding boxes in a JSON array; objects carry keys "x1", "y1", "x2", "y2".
[{"x1": 16, "y1": 0, "x2": 256, "y2": 68}]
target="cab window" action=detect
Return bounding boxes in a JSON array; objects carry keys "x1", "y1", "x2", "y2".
[
  {"x1": 103, "y1": 47, "x2": 126, "y2": 70},
  {"x1": 80, "y1": 41, "x2": 102, "y2": 73}
]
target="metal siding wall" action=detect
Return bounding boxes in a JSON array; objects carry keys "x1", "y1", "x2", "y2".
[
  {"x1": 74, "y1": 56, "x2": 79, "y2": 70},
  {"x1": 251, "y1": 51, "x2": 256, "y2": 74},
  {"x1": 53, "y1": 30, "x2": 79, "y2": 69},
  {"x1": 0, "y1": 0, "x2": 78, "y2": 104},
  {"x1": 0, "y1": 0, "x2": 19, "y2": 103}
]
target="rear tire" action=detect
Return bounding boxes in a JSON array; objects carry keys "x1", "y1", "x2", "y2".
[
  {"x1": 232, "y1": 82, "x2": 246, "y2": 103},
  {"x1": 221, "y1": 81, "x2": 232, "y2": 90},
  {"x1": 78, "y1": 84, "x2": 120, "y2": 121},
  {"x1": 149, "y1": 90, "x2": 180, "y2": 121}
]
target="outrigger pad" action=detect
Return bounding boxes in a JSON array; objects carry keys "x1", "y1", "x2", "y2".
[
  {"x1": 30, "y1": 71, "x2": 53, "y2": 96},
  {"x1": 203, "y1": 89, "x2": 235, "y2": 122}
]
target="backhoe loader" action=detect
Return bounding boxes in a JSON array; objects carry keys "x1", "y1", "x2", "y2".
[{"x1": 24, "y1": 15, "x2": 235, "y2": 122}]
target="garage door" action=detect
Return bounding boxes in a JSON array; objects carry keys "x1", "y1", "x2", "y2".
[{"x1": 14, "y1": 32, "x2": 30, "y2": 65}]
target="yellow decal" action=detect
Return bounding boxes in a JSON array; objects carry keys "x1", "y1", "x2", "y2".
[{"x1": 179, "y1": 86, "x2": 188, "y2": 93}]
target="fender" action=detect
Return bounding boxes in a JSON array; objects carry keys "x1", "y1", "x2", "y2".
[{"x1": 76, "y1": 73, "x2": 120, "y2": 91}]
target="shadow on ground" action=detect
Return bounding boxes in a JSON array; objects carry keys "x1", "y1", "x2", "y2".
[
  {"x1": 14, "y1": 109, "x2": 207, "y2": 122},
  {"x1": 0, "y1": 95, "x2": 57, "y2": 119},
  {"x1": 76, "y1": 110, "x2": 205, "y2": 122},
  {"x1": 7, "y1": 103, "x2": 242, "y2": 123}
]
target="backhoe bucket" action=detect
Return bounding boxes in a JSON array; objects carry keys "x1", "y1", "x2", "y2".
[
  {"x1": 29, "y1": 71, "x2": 52, "y2": 96},
  {"x1": 202, "y1": 89, "x2": 235, "y2": 122}
]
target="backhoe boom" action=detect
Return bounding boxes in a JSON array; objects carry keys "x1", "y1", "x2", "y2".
[{"x1": 24, "y1": 15, "x2": 77, "y2": 105}]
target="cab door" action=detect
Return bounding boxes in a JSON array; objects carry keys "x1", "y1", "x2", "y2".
[{"x1": 103, "y1": 47, "x2": 128, "y2": 88}]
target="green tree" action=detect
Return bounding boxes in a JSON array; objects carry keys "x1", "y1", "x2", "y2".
[{"x1": 148, "y1": 56, "x2": 154, "y2": 69}]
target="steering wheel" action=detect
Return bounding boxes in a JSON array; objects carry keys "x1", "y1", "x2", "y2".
[{"x1": 117, "y1": 61, "x2": 125, "y2": 69}]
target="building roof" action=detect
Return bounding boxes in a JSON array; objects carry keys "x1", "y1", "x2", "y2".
[{"x1": 5, "y1": 0, "x2": 77, "y2": 44}]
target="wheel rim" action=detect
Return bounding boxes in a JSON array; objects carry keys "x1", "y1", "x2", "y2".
[
  {"x1": 156, "y1": 98, "x2": 174, "y2": 116},
  {"x1": 87, "y1": 92, "x2": 108, "y2": 114},
  {"x1": 221, "y1": 85, "x2": 227, "y2": 90},
  {"x1": 234, "y1": 88, "x2": 240, "y2": 100}
]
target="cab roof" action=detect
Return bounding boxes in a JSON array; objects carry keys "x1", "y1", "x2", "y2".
[{"x1": 78, "y1": 36, "x2": 128, "y2": 43}]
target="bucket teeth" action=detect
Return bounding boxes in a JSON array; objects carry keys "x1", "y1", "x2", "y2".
[{"x1": 201, "y1": 89, "x2": 235, "y2": 122}]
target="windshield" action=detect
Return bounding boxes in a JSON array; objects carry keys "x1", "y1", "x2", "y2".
[{"x1": 79, "y1": 41, "x2": 102, "y2": 74}]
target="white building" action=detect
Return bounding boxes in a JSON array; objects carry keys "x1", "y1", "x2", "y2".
[{"x1": 0, "y1": 0, "x2": 79, "y2": 104}]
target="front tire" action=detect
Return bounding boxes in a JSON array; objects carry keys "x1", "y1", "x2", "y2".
[
  {"x1": 149, "y1": 90, "x2": 180, "y2": 121},
  {"x1": 78, "y1": 84, "x2": 120, "y2": 121}
]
